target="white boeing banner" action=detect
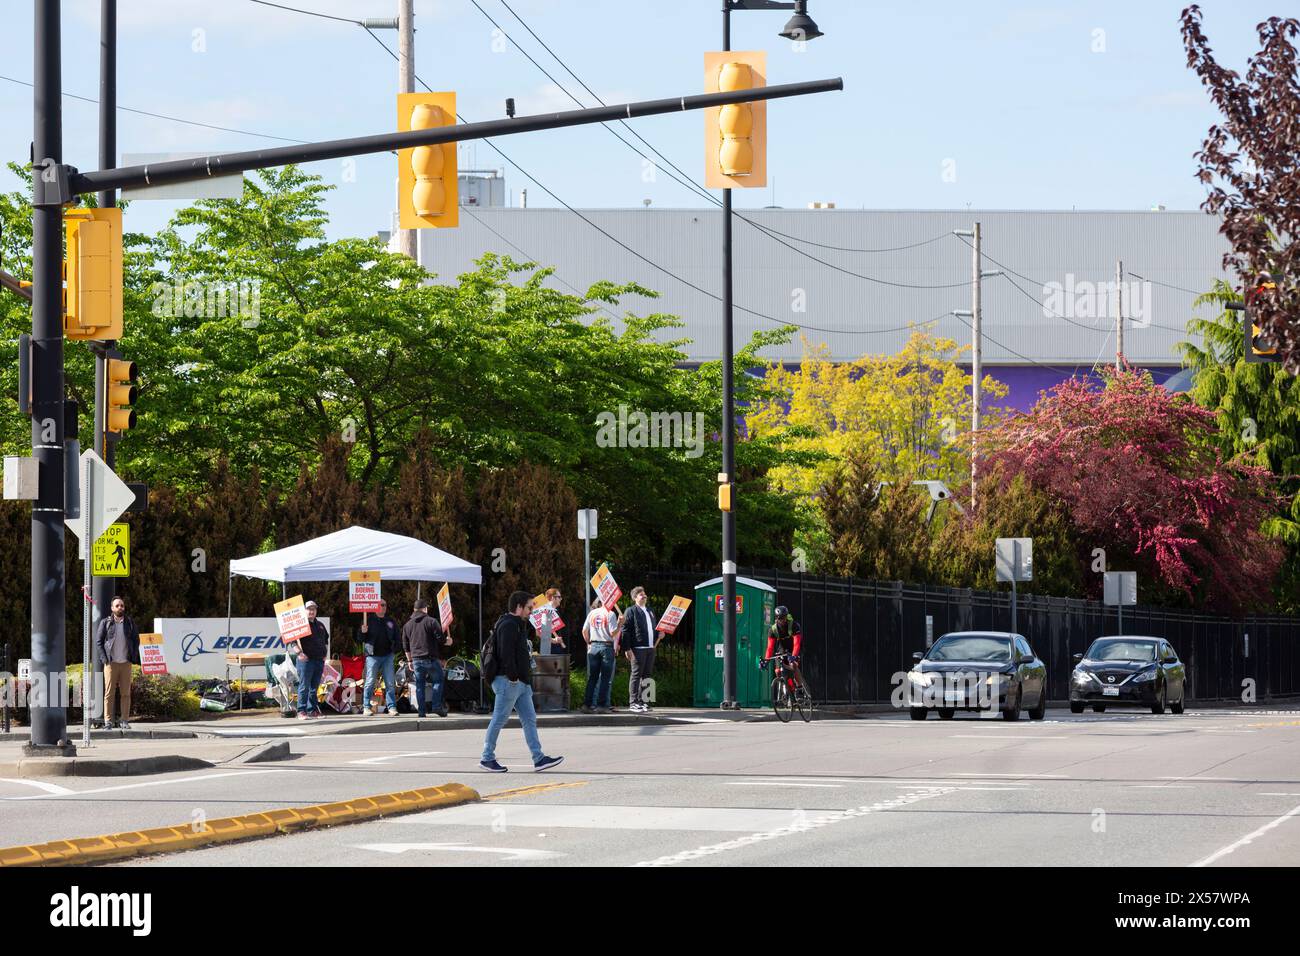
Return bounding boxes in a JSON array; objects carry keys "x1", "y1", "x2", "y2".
[{"x1": 152, "y1": 617, "x2": 331, "y2": 679}]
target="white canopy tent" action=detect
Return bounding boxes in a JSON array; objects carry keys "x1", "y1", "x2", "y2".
[{"x1": 226, "y1": 526, "x2": 486, "y2": 705}]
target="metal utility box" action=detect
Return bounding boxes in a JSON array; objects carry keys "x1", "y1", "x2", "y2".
[{"x1": 693, "y1": 575, "x2": 777, "y2": 708}]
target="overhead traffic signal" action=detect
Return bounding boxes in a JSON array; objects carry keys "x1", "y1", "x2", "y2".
[
  {"x1": 64, "y1": 207, "x2": 123, "y2": 340},
  {"x1": 704, "y1": 51, "x2": 767, "y2": 189},
  {"x1": 105, "y1": 352, "x2": 137, "y2": 436},
  {"x1": 397, "y1": 92, "x2": 459, "y2": 229}
]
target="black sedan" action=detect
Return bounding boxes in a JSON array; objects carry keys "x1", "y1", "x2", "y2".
[
  {"x1": 906, "y1": 631, "x2": 1047, "y2": 721},
  {"x1": 1069, "y1": 636, "x2": 1187, "y2": 714}
]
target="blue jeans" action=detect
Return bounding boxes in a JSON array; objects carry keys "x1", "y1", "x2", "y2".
[
  {"x1": 363, "y1": 654, "x2": 396, "y2": 711},
  {"x1": 585, "y1": 644, "x2": 615, "y2": 708},
  {"x1": 481, "y1": 675, "x2": 544, "y2": 763},
  {"x1": 296, "y1": 658, "x2": 324, "y2": 714},
  {"x1": 412, "y1": 658, "x2": 444, "y2": 717}
]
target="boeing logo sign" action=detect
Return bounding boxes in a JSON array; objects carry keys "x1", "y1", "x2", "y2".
[{"x1": 155, "y1": 617, "x2": 330, "y2": 678}]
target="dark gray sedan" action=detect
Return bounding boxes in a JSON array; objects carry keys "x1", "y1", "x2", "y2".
[
  {"x1": 1069, "y1": 636, "x2": 1187, "y2": 714},
  {"x1": 907, "y1": 632, "x2": 1048, "y2": 721}
]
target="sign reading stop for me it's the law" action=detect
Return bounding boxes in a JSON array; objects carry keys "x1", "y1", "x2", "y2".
[{"x1": 92, "y1": 522, "x2": 130, "y2": 577}]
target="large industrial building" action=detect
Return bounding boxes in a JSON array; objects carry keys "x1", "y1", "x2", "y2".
[{"x1": 388, "y1": 176, "x2": 1230, "y2": 411}]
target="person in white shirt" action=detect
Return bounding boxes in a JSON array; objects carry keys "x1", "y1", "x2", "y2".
[{"x1": 581, "y1": 598, "x2": 621, "y2": 713}]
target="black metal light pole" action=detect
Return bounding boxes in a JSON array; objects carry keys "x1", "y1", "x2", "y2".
[
  {"x1": 28, "y1": 0, "x2": 72, "y2": 755},
  {"x1": 718, "y1": 0, "x2": 823, "y2": 710}
]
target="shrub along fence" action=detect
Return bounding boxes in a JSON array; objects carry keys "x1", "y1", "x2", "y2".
[{"x1": 619, "y1": 567, "x2": 1300, "y2": 706}]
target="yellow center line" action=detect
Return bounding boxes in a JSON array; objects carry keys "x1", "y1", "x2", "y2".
[{"x1": 483, "y1": 781, "x2": 589, "y2": 801}]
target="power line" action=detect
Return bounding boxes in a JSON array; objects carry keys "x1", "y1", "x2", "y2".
[
  {"x1": 246, "y1": 0, "x2": 363, "y2": 25},
  {"x1": 1127, "y1": 270, "x2": 1209, "y2": 297},
  {"x1": 476, "y1": 0, "x2": 968, "y2": 284},
  {"x1": 0, "y1": 73, "x2": 308, "y2": 144}
]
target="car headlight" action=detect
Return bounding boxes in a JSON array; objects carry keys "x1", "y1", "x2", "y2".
[
  {"x1": 1072, "y1": 669, "x2": 1093, "y2": 685},
  {"x1": 909, "y1": 671, "x2": 934, "y2": 688},
  {"x1": 985, "y1": 672, "x2": 1010, "y2": 686},
  {"x1": 1131, "y1": 668, "x2": 1156, "y2": 682}
]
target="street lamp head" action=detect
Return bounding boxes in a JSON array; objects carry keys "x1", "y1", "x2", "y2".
[{"x1": 779, "y1": 2, "x2": 823, "y2": 41}]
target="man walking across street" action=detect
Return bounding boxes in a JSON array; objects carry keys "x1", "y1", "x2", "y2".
[
  {"x1": 480, "y1": 591, "x2": 563, "y2": 773},
  {"x1": 94, "y1": 596, "x2": 140, "y2": 729},
  {"x1": 360, "y1": 598, "x2": 400, "y2": 716},
  {"x1": 622, "y1": 587, "x2": 659, "y2": 713},
  {"x1": 291, "y1": 600, "x2": 330, "y2": 720},
  {"x1": 403, "y1": 598, "x2": 451, "y2": 718},
  {"x1": 581, "y1": 597, "x2": 619, "y2": 713}
]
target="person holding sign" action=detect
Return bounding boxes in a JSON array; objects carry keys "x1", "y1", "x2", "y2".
[
  {"x1": 581, "y1": 597, "x2": 620, "y2": 713},
  {"x1": 360, "y1": 598, "x2": 400, "y2": 716},
  {"x1": 403, "y1": 598, "x2": 451, "y2": 718},
  {"x1": 290, "y1": 601, "x2": 330, "y2": 720},
  {"x1": 621, "y1": 587, "x2": 660, "y2": 713}
]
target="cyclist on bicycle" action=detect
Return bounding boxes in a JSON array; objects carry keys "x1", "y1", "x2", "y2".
[{"x1": 765, "y1": 606, "x2": 804, "y2": 686}]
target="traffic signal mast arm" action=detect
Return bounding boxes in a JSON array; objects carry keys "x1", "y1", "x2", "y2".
[{"x1": 66, "y1": 77, "x2": 842, "y2": 197}]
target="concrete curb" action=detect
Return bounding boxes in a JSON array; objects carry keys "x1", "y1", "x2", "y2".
[
  {"x1": 1, "y1": 754, "x2": 215, "y2": 778},
  {"x1": 0, "y1": 782, "x2": 480, "y2": 867},
  {"x1": 0, "y1": 728, "x2": 200, "y2": 742},
  {"x1": 230, "y1": 741, "x2": 291, "y2": 764}
]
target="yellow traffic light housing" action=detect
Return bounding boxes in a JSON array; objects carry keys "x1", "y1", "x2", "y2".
[
  {"x1": 1243, "y1": 278, "x2": 1282, "y2": 364},
  {"x1": 397, "y1": 92, "x2": 459, "y2": 229},
  {"x1": 106, "y1": 356, "x2": 137, "y2": 434},
  {"x1": 704, "y1": 51, "x2": 767, "y2": 189},
  {"x1": 64, "y1": 207, "x2": 123, "y2": 340},
  {"x1": 718, "y1": 481, "x2": 733, "y2": 512}
]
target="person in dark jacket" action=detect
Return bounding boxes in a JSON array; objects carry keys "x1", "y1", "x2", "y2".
[
  {"x1": 290, "y1": 600, "x2": 330, "y2": 720},
  {"x1": 403, "y1": 599, "x2": 451, "y2": 718},
  {"x1": 94, "y1": 596, "x2": 140, "y2": 729},
  {"x1": 621, "y1": 587, "x2": 660, "y2": 713},
  {"x1": 480, "y1": 591, "x2": 563, "y2": 773},
  {"x1": 360, "y1": 599, "x2": 400, "y2": 716}
]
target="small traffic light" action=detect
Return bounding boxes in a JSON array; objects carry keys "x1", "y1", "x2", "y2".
[
  {"x1": 105, "y1": 354, "x2": 137, "y2": 435},
  {"x1": 397, "y1": 92, "x2": 459, "y2": 229},
  {"x1": 705, "y1": 51, "x2": 767, "y2": 189},
  {"x1": 1229, "y1": 276, "x2": 1283, "y2": 364},
  {"x1": 64, "y1": 207, "x2": 123, "y2": 340}
]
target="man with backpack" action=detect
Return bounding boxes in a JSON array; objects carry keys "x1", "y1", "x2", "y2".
[{"x1": 480, "y1": 591, "x2": 563, "y2": 773}]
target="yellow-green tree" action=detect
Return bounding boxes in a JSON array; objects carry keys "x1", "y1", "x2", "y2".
[{"x1": 749, "y1": 329, "x2": 1007, "y2": 498}]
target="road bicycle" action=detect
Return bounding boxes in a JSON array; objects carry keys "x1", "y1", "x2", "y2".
[{"x1": 761, "y1": 653, "x2": 813, "y2": 723}]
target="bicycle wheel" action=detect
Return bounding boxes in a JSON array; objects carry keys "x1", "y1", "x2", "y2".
[
  {"x1": 771, "y1": 676, "x2": 793, "y2": 723},
  {"x1": 794, "y1": 674, "x2": 813, "y2": 723}
]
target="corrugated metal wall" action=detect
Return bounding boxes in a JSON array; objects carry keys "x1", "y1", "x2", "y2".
[{"x1": 425, "y1": 207, "x2": 1231, "y2": 364}]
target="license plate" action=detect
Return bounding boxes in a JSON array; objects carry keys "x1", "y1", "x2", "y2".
[
  {"x1": 1103, "y1": 687, "x2": 1119, "y2": 697},
  {"x1": 945, "y1": 693, "x2": 965, "y2": 704}
]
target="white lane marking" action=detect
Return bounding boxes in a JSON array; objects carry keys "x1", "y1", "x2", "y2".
[
  {"x1": 948, "y1": 735, "x2": 1066, "y2": 740},
  {"x1": 2, "y1": 769, "x2": 289, "y2": 800},
  {"x1": 634, "y1": 787, "x2": 955, "y2": 866},
  {"x1": 727, "y1": 782, "x2": 843, "y2": 789},
  {"x1": 0, "y1": 778, "x2": 74, "y2": 795},
  {"x1": 1191, "y1": 802, "x2": 1300, "y2": 868},
  {"x1": 953, "y1": 786, "x2": 1033, "y2": 791},
  {"x1": 383, "y1": 804, "x2": 836, "y2": 833},
  {"x1": 948, "y1": 772, "x2": 1068, "y2": 778},
  {"x1": 1259, "y1": 793, "x2": 1300, "y2": 796},
  {"x1": 1129, "y1": 785, "x2": 1195, "y2": 789},
  {"x1": 733, "y1": 777, "x2": 889, "y2": 784},
  {"x1": 354, "y1": 842, "x2": 563, "y2": 861},
  {"x1": 348, "y1": 751, "x2": 444, "y2": 765},
  {"x1": 1157, "y1": 776, "x2": 1260, "y2": 782}
]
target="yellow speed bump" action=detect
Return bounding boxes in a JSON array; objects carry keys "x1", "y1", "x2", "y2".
[{"x1": 0, "y1": 782, "x2": 478, "y2": 867}]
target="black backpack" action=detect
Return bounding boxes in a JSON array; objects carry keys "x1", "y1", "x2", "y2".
[{"x1": 481, "y1": 616, "x2": 507, "y2": 683}]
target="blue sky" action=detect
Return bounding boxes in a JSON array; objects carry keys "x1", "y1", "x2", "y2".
[{"x1": 0, "y1": 1, "x2": 1279, "y2": 241}]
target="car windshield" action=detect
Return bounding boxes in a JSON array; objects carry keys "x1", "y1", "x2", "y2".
[
  {"x1": 928, "y1": 636, "x2": 1012, "y2": 662},
  {"x1": 1087, "y1": 639, "x2": 1157, "y2": 662}
]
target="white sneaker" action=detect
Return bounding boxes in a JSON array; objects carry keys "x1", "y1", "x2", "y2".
[
  {"x1": 387, "y1": 708, "x2": 399, "y2": 716},
  {"x1": 363, "y1": 708, "x2": 374, "y2": 716}
]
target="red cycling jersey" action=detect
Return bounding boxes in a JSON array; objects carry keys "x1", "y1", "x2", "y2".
[{"x1": 766, "y1": 619, "x2": 802, "y2": 660}]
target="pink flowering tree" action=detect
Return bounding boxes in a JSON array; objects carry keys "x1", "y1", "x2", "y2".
[{"x1": 982, "y1": 368, "x2": 1283, "y2": 613}]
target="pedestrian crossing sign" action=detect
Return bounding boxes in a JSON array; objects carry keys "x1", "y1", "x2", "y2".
[{"x1": 93, "y1": 522, "x2": 130, "y2": 577}]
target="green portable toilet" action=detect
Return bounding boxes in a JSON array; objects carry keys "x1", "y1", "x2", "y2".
[{"x1": 693, "y1": 576, "x2": 777, "y2": 708}]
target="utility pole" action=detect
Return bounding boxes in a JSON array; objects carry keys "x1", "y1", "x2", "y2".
[
  {"x1": 27, "y1": 0, "x2": 72, "y2": 755},
  {"x1": 397, "y1": 0, "x2": 417, "y2": 260},
  {"x1": 1115, "y1": 258, "x2": 1124, "y2": 371},
  {"x1": 89, "y1": 0, "x2": 118, "y2": 731},
  {"x1": 719, "y1": 4, "x2": 739, "y2": 710},
  {"x1": 953, "y1": 222, "x2": 997, "y2": 511}
]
